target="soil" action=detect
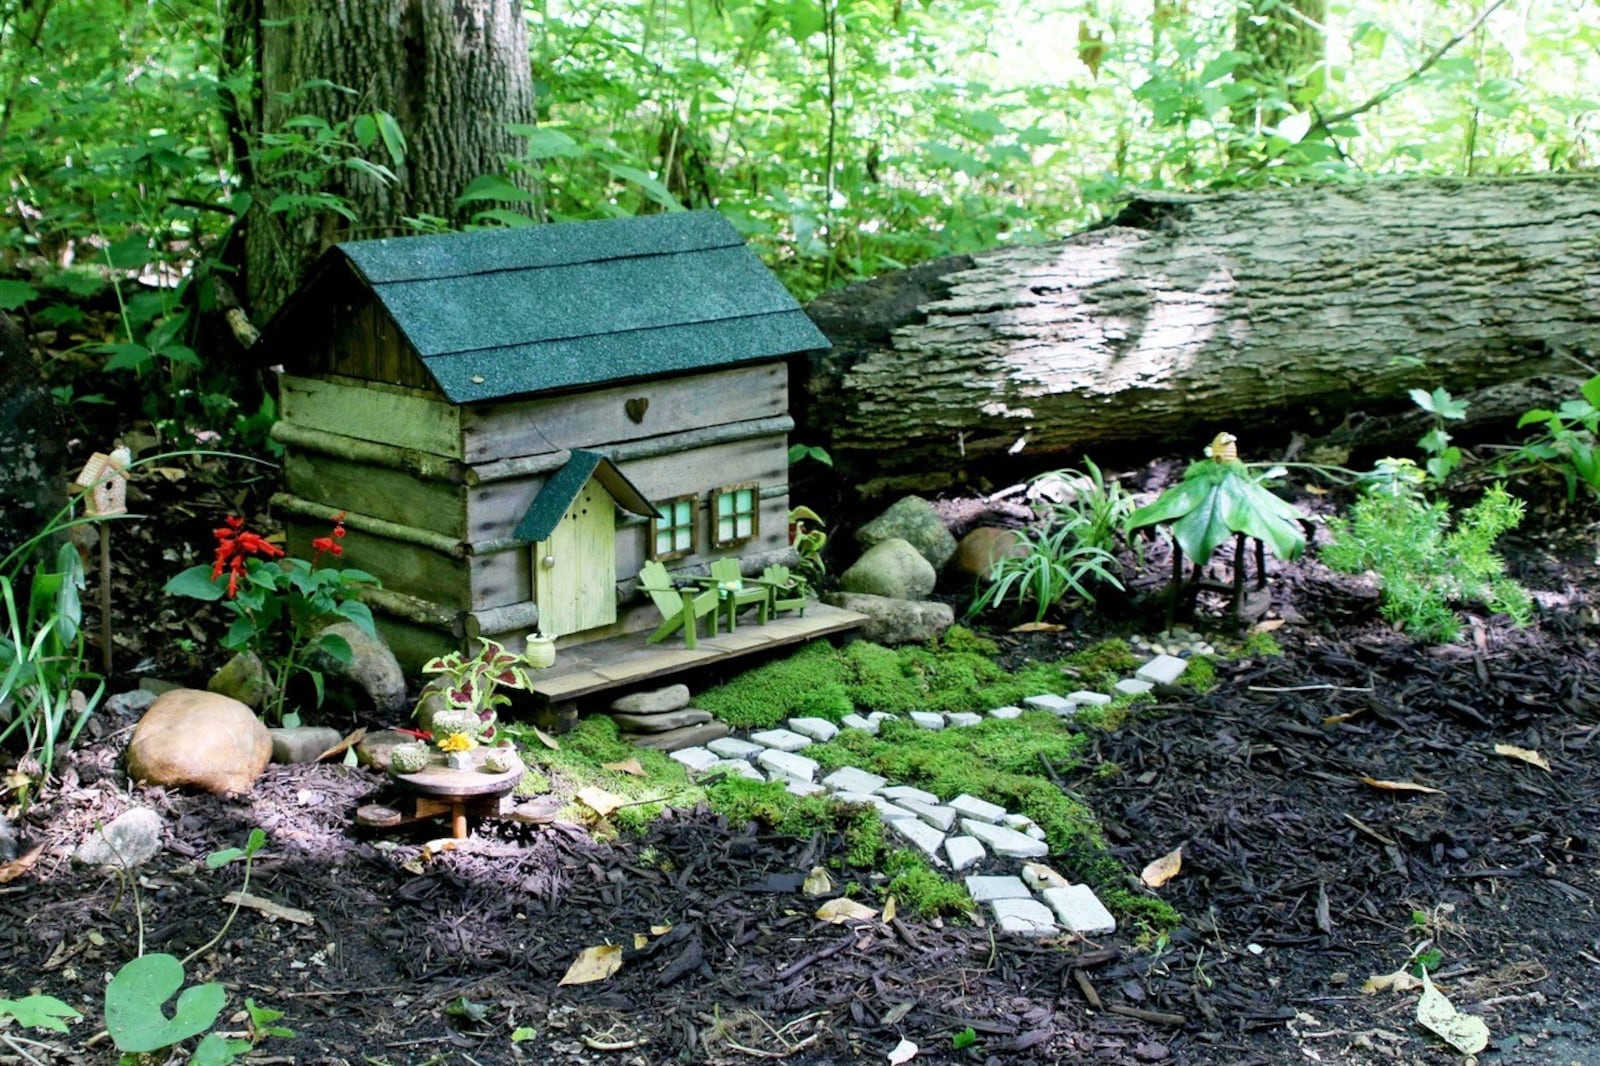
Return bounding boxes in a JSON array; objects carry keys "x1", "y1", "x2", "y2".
[{"x1": 6, "y1": 466, "x2": 1600, "y2": 1065}]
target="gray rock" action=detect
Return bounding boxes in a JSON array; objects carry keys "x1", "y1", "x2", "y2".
[
  {"x1": 944, "y1": 835, "x2": 985, "y2": 872},
  {"x1": 1068, "y1": 690, "x2": 1112, "y2": 707},
  {"x1": 269, "y1": 726, "x2": 343, "y2": 764},
  {"x1": 355, "y1": 729, "x2": 414, "y2": 771},
  {"x1": 988, "y1": 705, "x2": 1025, "y2": 720},
  {"x1": 628, "y1": 721, "x2": 730, "y2": 751},
  {"x1": 840, "y1": 713, "x2": 878, "y2": 735},
  {"x1": 896, "y1": 799, "x2": 958, "y2": 833},
  {"x1": 611, "y1": 684, "x2": 692, "y2": 714},
  {"x1": 945, "y1": 712, "x2": 983, "y2": 728},
  {"x1": 949, "y1": 793, "x2": 1007, "y2": 824},
  {"x1": 887, "y1": 816, "x2": 947, "y2": 861},
  {"x1": 1041, "y1": 884, "x2": 1117, "y2": 935},
  {"x1": 749, "y1": 728, "x2": 812, "y2": 752},
  {"x1": 0, "y1": 813, "x2": 15, "y2": 862},
  {"x1": 990, "y1": 897, "x2": 1058, "y2": 936},
  {"x1": 669, "y1": 746, "x2": 720, "y2": 773},
  {"x1": 964, "y1": 874, "x2": 1031, "y2": 902},
  {"x1": 1136, "y1": 654, "x2": 1189, "y2": 686},
  {"x1": 707, "y1": 737, "x2": 765, "y2": 761},
  {"x1": 74, "y1": 808, "x2": 163, "y2": 868},
  {"x1": 1003, "y1": 813, "x2": 1036, "y2": 831},
  {"x1": 207, "y1": 651, "x2": 274, "y2": 711},
  {"x1": 703, "y1": 758, "x2": 763, "y2": 781},
  {"x1": 1023, "y1": 694, "x2": 1075, "y2": 715},
  {"x1": 909, "y1": 711, "x2": 945, "y2": 730},
  {"x1": 856, "y1": 496, "x2": 958, "y2": 571},
  {"x1": 880, "y1": 785, "x2": 940, "y2": 806},
  {"x1": 105, "y1": 690, "x2": 158, "y2": 719},
  {"x1": 833, "y1": 791, "x2": 916, "y2": 818},
  {"x1": 610, "y1": 708, "x2": 713, "y2": 733},
  {"x1": 822, "y1": 766, "x2": 888, "y2": 794},
  {"x1": 1114, "y1": 678, "x2": 1156, "y2": 697},
  {"x1": 786, "y1": 780, "x2": 826, "y2": 797},
  {"x1": 838, "y1": 539, "x2": 937, "y2": 601},
  {"x1": 787, "y1": 717, "x2": 839, "y2": 742},
  {"x1": 308, "y1": 621, "x2": 407, "y2": 715},
  {"x1": 756, "y1": 748, "x2": 819, "y2": 783},
  {"x1": 962, "y1": 819, "x2": 1049, "y2": 859},
  {"x1": 823, "y1": 591, "x2": 953, "y2": 646}
]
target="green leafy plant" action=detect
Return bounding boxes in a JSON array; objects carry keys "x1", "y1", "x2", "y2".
[
  {"x1": 952, "y1": 1025, "x2": 979, "y2": 1050},
  {"x1": 1410, "y1": 386, "x2": 1470, "y2": 483},
  {"x1": 0, "y1": 993, "x2": 82, "y2": 1034},
  {"x1": 966, "y1": 519, "x2": 1124, "y2": 623},
  {"x1": 1322, "y1": 461, "x2": 1531, "y2": 643},
  {"x1": 414, "y1": 638, "x2": 541, "y2": 738},
  {"x1": 163, "y1": 513, "x2": 378, "y2": 725},
  {"x1": 787, "y1": 443, "x2": 833, "y2": 467},
  {"x1": 1515, "y1": 373, "x2": 1600, "y2": 501},
  {"x1": 1031, "y1": 457, "x2": 1137, "y2": 555},
  {"x1": 789, "y1": 506, "x2": 828, "y2": 591}
]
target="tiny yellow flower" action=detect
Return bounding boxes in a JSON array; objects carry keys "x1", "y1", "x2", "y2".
[{"x1": 437, "y1": 732, "x2": 477, "y2": 753}]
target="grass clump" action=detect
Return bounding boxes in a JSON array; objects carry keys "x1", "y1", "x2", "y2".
[
  {"x1": 882, "y1": 849, "x2": 973, "y2": 917},
  {"x1": 1238, "y1": 632, "x2": 1283, "y2": 658}
]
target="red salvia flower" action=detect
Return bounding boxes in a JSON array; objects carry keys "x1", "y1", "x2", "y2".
[
  {"x1": 210, "y1": 516, "x2": 285, "y2": 599},
  {"x1": 311, "y1": 514, "x2": 349, "y2": 565}
]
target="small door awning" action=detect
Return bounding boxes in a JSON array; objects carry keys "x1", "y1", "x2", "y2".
[{"x1": 514, "y1": 450, "x2": 657, "y2": 543}]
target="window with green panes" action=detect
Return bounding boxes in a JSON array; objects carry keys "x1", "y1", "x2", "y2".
[
  {"x1": 712, "y1": 482, "x2": 758, "y2": 547},
  {"x1": 651, "y1": 495, "x2": 697, "y2": 561}
]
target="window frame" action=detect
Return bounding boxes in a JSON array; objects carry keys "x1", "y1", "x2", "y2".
[
  {"x1": 710, "y1": 481, "x2": 760, "y2": 549},
  {"x1": 649, "y1": 493, "x2": 699, "y2": 562}
]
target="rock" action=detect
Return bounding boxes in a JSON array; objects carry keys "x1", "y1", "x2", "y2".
[
  {"x1": 840, "y1": 713, "x2": 878, "y2": 734},
  {"x1": 355, "y1": 728, "x2": 414, "y2": 771},
  {"x1": 833, "y1": 791, "x2": 916, "y2": 819},
  {"x1": 787, "y1": 717, "x2": 839, "y2": 742},
  {"x1": 1023, "y1": 694, "x2": 1074, "y2": 715},
  {"x1": 887, "y1": 816, "x2": 947, "y2": 861},
  {"x1": 307, "y1": 621, "x2": 407, "y2": 716},
  {"x1": 0, "y1": 813, "x2": 16, "y2": 862},
  {"x1": 896, "y1": 799, "x2": 958, "y2": 833},
  {"x1": 824, "y1": 591, "x2": 952, "y2": 645},
  {"x1": 702, "y1": 758, "x2": 763, "y2": 781},
  {"x1": 610, "y1": 708, "x2": 713, "y2": 733},
  {"x1": 822, "y1": 766, "x2": 888, "y2": 794},
  {"x1": 856, "y1": 496, "x2": 958, "y2": 570},
  {"x1": 945, "y1": 712, "x2": 983, "y2": 728},
  {"x1": 910, "y1": 711, "x2": 945, "y2": 730},
  {"x1": 105, "y1": 690, "x2": 158, "y2": 719},
  {"x1": 962, "y1": 819, "x2": 1049, "y2": 859},
  {"x1": 73, "y1": 808, "x2": 163, "y2": 868},
  {"x1": 880, "y1": 785, "x2": 940, "y2": 806},
  {"x1": 1041, "y1": 884, "x2": 1117, "y2": 935},
  {"x1": 964, "y1": 874, "x2": 1031, "y2": 902},
  {"x1": 611, "y1": 684, "x2": 692, "y2": 714},
  {"x1": 951, "y1": 526, "x2": 1027, "y2": 579},
  {"x1": 707, "y1": 737, "x2": 766, "y2": 761},
  {"x1": 1021, "y1": 862, "x2": 1072, "y2": 891},
  {"x1": 838, "y1": 539, "x2": 937, "y2": 600},
  {"x1": 990, "y1": 897, "x2": 1058, "y2": 936},
  {"x1": 207, "y1": 651, "x2": 274, "y2": 711},
  {"x1": 269, "y1": 726, "x2": 343, "y2": 764},
  {"x1": 627, "y1": 721, "x2": 730, "y2": 751},
  {"x1": 669, "y1": 746, "x2": 720, "y2": 773},
  {"x1": 756, "y1": 748, "x2": 819, "y2": 783},
  {"x1": 950, "y1": 793, "x2": 1008, "y2": 822},
  {"x1": 1115, "y1": 678, "x2": 1156, "y2": 696},
  {"x1": 786, "y1": 780, "x2": 826, "y2": 797},
  {"x1": 1068, "y1": 690, "x2": 1112, "y2": 706},
  {"x1": 126, "y1": 690, "x2": 272, "y2": 795},
  {"x1": 1136, "y1": 654, "x2": 1189, "y2": 686},
  {"x1": 989, "y1": 705, "x2": 1024, "y2": 720},
  {"x1": 749, "y1": 728, "x2": 812, "y2": 752},
  {"x1": 944, "y1": 835, "x2": 985, "y2": 872}
]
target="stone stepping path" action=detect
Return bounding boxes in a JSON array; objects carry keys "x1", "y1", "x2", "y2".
[{"x1": 665, "y1": 650, "x2": 1189, "y2": 938}]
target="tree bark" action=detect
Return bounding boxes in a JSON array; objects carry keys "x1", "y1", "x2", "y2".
[
  {"x1": 226, "y1": 0, "x2": 537, "y2": 318},
  {"x1": 800, "y1": 175, "x2": 1600, "y2": 497}
]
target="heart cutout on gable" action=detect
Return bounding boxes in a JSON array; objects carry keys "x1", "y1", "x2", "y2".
[{"x1": 624, "y1": 397, "x2": 649, "y2": 424}]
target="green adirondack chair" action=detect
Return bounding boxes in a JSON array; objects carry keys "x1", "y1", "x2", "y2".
[
  {"x1": 751, "y1": 563, "x2": 807, "y2": 617},
  {"x1": 638, "y1": 560, "x2": 721, "y2": 648},
  {"x1": 704, "y1": 558, "x2": 770, "y2": 630}
]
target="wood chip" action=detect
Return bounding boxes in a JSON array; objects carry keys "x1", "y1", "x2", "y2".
[{"x1": 222, "y1": 891, "x2": 315, "y2": 925}]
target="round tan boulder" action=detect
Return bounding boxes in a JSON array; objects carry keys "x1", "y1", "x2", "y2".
[
  {"x1": 126, "y1": 689, "x2": 272, "y2": 795},
  {"x1": 952, "y1": 527, "x2": 1027, "y2": 580}
]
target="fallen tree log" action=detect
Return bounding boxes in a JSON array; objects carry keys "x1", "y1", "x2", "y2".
[{"x1": 800, "y1": 175, "x2": 1600, "y2": 496}]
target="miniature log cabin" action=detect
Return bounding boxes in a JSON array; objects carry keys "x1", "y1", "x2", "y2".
[{"x1": 262, "y1": 212, "x2": 829, "y2": 669}]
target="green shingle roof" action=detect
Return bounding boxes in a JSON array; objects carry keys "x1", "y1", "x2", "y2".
[
  {"x1": 515, "y1": 450, "x2": 656, "y2": 543},
  {"x1": 328, "y1": 212, "x2": 828, "y2": 403}
]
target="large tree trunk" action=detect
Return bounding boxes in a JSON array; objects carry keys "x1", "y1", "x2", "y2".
[
  {"x1": 225, "y1": 0, "x2": 536, "y2": 318},
  {"x1": 800, "y1": 176, "x2": 1600, "y2": 497}
]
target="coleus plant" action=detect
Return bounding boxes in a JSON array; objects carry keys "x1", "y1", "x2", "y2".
[
  {"x1": 1129, "y1": 432, "x2": 1307, "y2": 573},
  {"x1": 417, "y1": 638, "x2": 539, "y2": 737}
]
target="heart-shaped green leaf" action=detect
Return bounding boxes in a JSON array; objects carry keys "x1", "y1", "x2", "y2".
[{"x1": 105, "y1": 953, "x2": 226, "y2": 1053}]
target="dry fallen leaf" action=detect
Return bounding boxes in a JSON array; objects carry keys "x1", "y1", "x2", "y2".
[
  {"x1": 816, "y1": 898, "x2": 879, "y2": 924},
  {"x1": 1363, "y1": 968, "x2": 1424, "y2": 995},
  {"x1": 559, "y1": 944, "x2": 623, "y2": 986},
  {"x1": 1140, "y1": 847, "x2": 1183, "y2": 888},
  {"x1": 532, "y1": 727, "x2": 561, "y2": 751},
  {"x1": 318, "y1": 727, "x2": 366, "y2": 761},
  {"x1": 602, "y1": 757, "x2": 646, "y2": 776},
  {"x1": 882, "y1": 896, "x2": 897, "y2": 924},
  {"x1": 1493, "y1": 743, "x2": 1551, "y2": 772},
  {"x1": 576, "y1": 787, "x2": 627, "y2": 818},
  {"x1": 887, "y1": 1036, "x2": 918, "y2": 1064},
  {"x1": 420, "y1": 838, "x2": 458, "y2": 861},
  {"x1": 1009, "y1": 622, "x2": 1065, "y2": 633},
  {"x1": 0, "y1": 844, "x2": 44, "y2": 884},
  {"x1": 1417, "y1": 968, "x2": 1490, "y2": 1054},
  {"x1": 803, "y1": 866, "x2": 834, "y2": 898},
  {"x1": 633, "y1": 933, "x2": 649, "y2": 950},
  {"x1": 1361, "y1": 777, "x2": 1445, "y2": 795},
  {"x1": 1323, "y1": 710, "x2": 1365, "y2": 725},
  {"x1": 1022, "y1": 862, "x2": 1071, "y2": 891},
  {"x1": 1251, "y1": 618, "x2": 1286, "y2": 633},
  {"x1": 650, "y1": 924, "x2": 673, "y2": 936}
]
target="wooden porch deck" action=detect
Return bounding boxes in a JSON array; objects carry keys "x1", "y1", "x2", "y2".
[{"x1": 528, "y1": 602, "x2": 867, "y2": 705}]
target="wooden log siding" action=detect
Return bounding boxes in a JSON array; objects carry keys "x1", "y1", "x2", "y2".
[{"x1": 280, "y1": 374, "x2": 460, "y2": 457}]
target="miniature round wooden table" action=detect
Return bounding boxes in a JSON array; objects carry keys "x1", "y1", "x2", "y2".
[{"x1": 368, "y1": 748, "x2": 525, "y2": 839}]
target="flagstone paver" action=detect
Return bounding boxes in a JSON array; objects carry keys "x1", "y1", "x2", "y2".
[
  {"x1": 756, "y1": 748, "x2": 818, "y2": 783},
  {"x1": 1114, "y1": 678, "x2": 1155, "y2": 697},
  {"x1": 1041, "y1": 884, "x2": 1117, "y2": 935},
  {"x1": 749, "y1": 728, "x2": 813, "y2": 752},
  {"x1": 707, "y1": 737, "x2": 765, "y2": 761},
  {"x1": 949, "y1": 793, "x2": 1007, "y2": 824},
  {"x1": 788, "y1": 717, "x2": 839, "y2": 742},
  {"x1": 670, "y1": 746, "x2": 720, "y2": 773},
  {"x1": 964, "y1": 875, "x2": 1031, "y2": 902},
  {"x1": 1022, "y1": 694, "x2": 1074, "y2": 714},
  {"x1": 945, "y1": 712, "x2": 984, "y2": 728},
  {"x1": 1136, "y1": 653, "x2": 1188, "y2": 686},
  {"x1": 990, "y1": 897, "x2": 1058, "y2": 936},
  {"x1": 895, "y1": 799, "x2": 958, "y2": 834},
  {"x1": 834, "y1": 791, "x2": 917, "y2": 818},
  {"x1": 962, "y1": 819, "x2": 1049, "y2": 858},
  {"x1": 944, "y1": 836, "x2": 985, "y2": 872},
  {"x1": 880, "y1": 785, "x2": 941, "y2": 806},
  {"x1": 887, "y1": 815, "x2": 947, "y2": 861},
  {"x1": 822, "y1": 766, "x2": 889, "y2": 794},
  {"x1": 840, "y1": 713, "x2": 878, "y2": 734},
  {"x1": 703, "y1": 758, "x2": 763, "y2": 780},
  {"x1": 1067, "y1": 690, "x2": 1112, "y2": 706},
  {"x1": 909, "y1": 711, "x2": 945, "y2": 730},
  {"x1": 988, "y1": 705, "x2": 1025, "y2": 720}
]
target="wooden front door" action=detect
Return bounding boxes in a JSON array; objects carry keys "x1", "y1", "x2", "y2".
[{"x1": 533, "y1": 480, "x2": 616, "y2": 637}]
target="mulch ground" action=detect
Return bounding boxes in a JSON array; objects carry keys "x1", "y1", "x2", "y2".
[{"x1": 6, "y1": 488, "x2": 1600, "y2": 1064}]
